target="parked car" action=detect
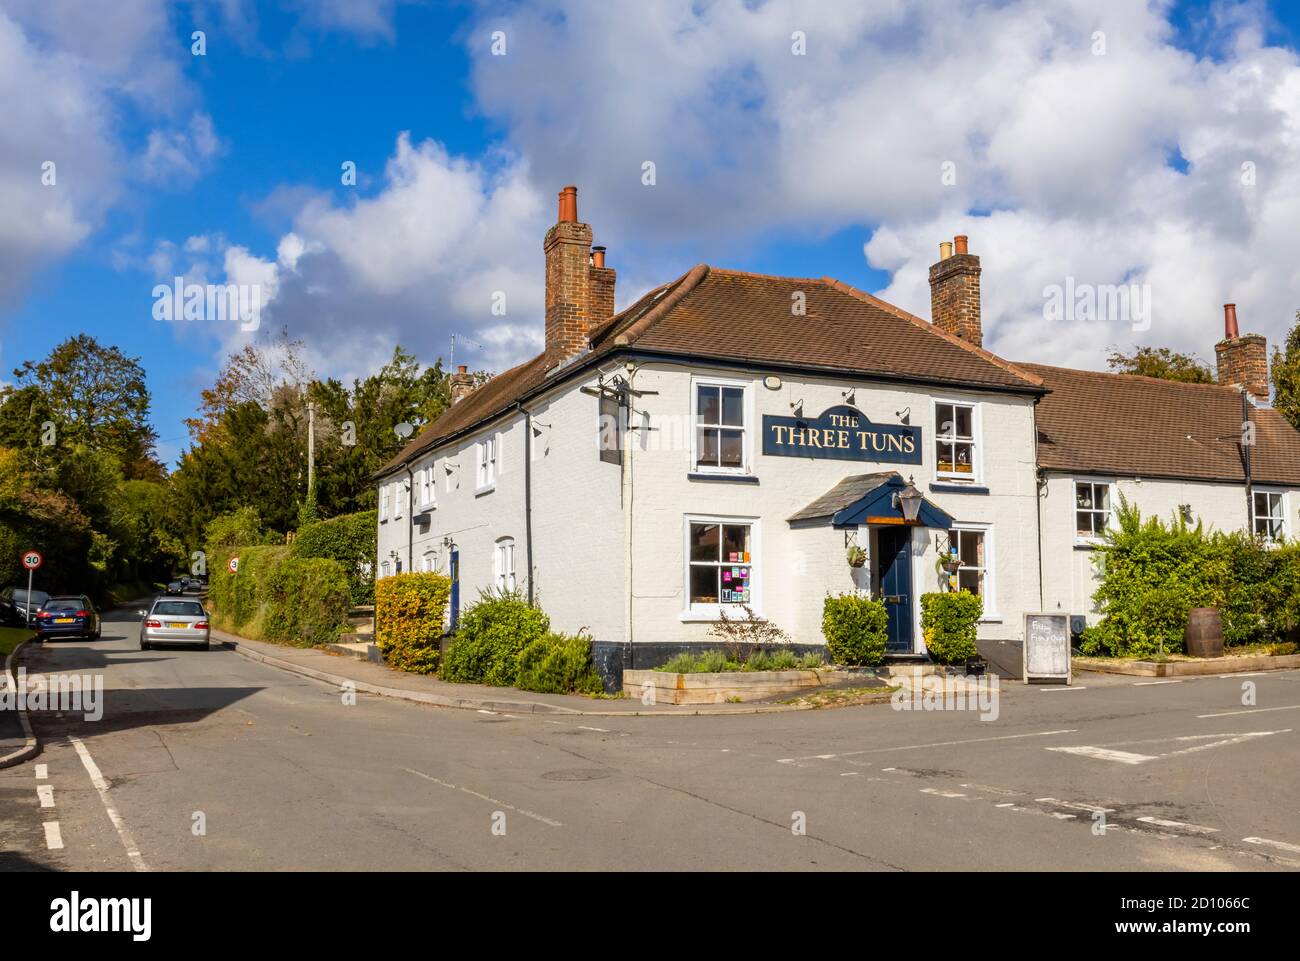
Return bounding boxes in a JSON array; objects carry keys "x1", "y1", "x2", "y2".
[
  {"x1": 165, "y1": 580, "x2": 184, "y2": 595},
  {"x1": 139, "y1": 598, "x2": 210, "y2": 651},
  {"x1": 33, "y1": 595, "x2": 102, "y2": 641},
  {"x1": 0, "y1": 587, "x2": 50, "y2": 626}
]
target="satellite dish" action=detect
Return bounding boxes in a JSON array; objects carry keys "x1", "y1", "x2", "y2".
[{"x1": 394, "y1": 422, "x2": 414, "y2": 439}]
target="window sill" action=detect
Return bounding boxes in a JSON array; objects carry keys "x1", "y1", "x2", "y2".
[
  {"x1": 680, "y1": 609, "x2": 765, "y2": 623},
  {"x1": 930, "y1": 483, "x2": 990, "y2": 495},
  {"x1": 417, "y1": 501, "x2": 436, "y2": 513},
  {"x1": 1073, "y1": 540, "x2": 1102, "y2": 550},
  {"x1": 687, "y1": 472, "x2": 759, "y2": 484},
  {"x1": 474, "y1": 484, "x2": 496, "y2": 497}
]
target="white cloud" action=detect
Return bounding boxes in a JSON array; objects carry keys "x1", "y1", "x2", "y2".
[{"x1": 141, "y1": 113, "x2": 224, "y2": 184}]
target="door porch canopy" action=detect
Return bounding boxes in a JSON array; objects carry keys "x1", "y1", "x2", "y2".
[{"x1": 787, "y1": 472, "x2": 955, "y2": 529}]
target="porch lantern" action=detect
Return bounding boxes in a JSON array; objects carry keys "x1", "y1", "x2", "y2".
[{"x1": 894, "y1": 476, "x2": 924, "y2": 524}]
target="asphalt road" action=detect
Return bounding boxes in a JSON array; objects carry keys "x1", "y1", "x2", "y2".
[{"x1": 2, "y1": 601, "x2": 1298, "y2": 871}]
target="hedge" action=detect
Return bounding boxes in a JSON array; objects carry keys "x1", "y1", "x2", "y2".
[
  {"x1": 515, "y1": 632, "x2": 603, "y2": 695},
  {"x1": 920, "y1": 591, "x2": 982, "y2": 664},
  {"x1": 292, "y1": 510, "x2": 378, "y2": 606},
  {"x1": 207, "y1": 544, "x2": 350, "y2": 647},
  {"x1": 821, "y1": 593, "x2": 889, "y2": 666},
  {"x1": 375, "y1": 572, "x2": 452, "y2": 674},
  {"x1": 440, "y1": 590, "x2": 550, "y2": 686}
]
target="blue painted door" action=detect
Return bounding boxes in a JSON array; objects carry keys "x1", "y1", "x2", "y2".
[
  {"x1": 877, "y1": 528, "x2": 913, "y2": 653},
  {"x1": 449, "y1": 549, "x2": 460, "y2": 631}
]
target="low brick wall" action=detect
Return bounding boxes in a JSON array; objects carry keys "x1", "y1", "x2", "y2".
[{"x1": 623, "y1": 668, "x2": 828, "y2": 705}]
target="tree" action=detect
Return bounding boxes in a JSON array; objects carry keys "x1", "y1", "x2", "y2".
[
  {"x1": 1272, "y1": 310, "x2": 1300, "y2": 432},
  {"x1": 1106, "y1": 346, "x2": 1214, "y2": 384}
]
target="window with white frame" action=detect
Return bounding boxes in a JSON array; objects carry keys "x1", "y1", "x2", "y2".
[
  {"x1": 944, "y1": 526, "x2": 990, "y2": 602},
  {"x1": 693, "y1": 381, "x2": 748, "y2": 472},
  {"x1": 687, "y1": 519, "x2": 754, "y2": 609},
  {"x1": 422, "y1": 550, "x2": 437, "y2": 573},
  {"x1": 477, "y1": 436, "x2": 497, "y2": 490},
  {"x1": 379, "y1": 485, "x2": 389, "y2": 522},
  {"x1": 393, "y1": 478, "x2": 405, "y2": 518},
  {"x1": 494, "y1": 537, "x2": 516, "y2": 592},
  {"x1": 418, "y1": 465, "x2": 435, "y2": 509},
  {"x1": 380, "y1": 560, "x2": 391, "y2": 578},
  {"x1": 1075, "y1": 481, "x2": 1113, "y2": 539},
  {"x1": 934, "y1": 402, "x2": 977, "y2": 478},
  {"x1": 1253, "y1": 491, "x2": 1285, "y2": 542}
]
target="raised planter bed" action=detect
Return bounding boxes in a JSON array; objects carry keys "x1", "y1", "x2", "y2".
[
  {"x1": 1075, "y1": 653, "x2": 1300, "y2": 677},
  {"x1": 623, "y1": 667, "x2": 830, "y2": 705}
]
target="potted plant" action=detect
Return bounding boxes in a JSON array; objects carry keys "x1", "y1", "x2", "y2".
[{"x1": 846, "y1": 545, "x2": 867, "y2": 568}]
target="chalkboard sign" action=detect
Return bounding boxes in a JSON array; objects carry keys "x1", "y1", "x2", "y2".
[{"x1": 1023, "y1": 613, "x2": 1071, "y2": 684}]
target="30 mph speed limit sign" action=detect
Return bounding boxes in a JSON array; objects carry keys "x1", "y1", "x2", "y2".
[
  {"x1": 228, "y1": 556, "x2": 239, "y2": 573},
  {"x1": 21, "y1": 551, "x2": 42, "y2": 570}
]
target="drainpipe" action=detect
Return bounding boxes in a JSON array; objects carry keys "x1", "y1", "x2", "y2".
[
  {"x1": 404, "y1": 464, "x2": 415, "y2": 572},
  {"x1": 1241, "y1": 388, "x2": 1254, "y2": 531},
  {"x1": 513, "y1": 402, "x2": 535, "y2": 605}
]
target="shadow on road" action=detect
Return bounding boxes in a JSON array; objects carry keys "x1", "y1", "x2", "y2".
[{"x1": 28, "y1": 685, "x2": 266, "y2": 739}]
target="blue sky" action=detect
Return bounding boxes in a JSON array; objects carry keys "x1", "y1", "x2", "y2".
[{"x1": 3, "y1": 0, "x2": 1300, "y2": 468}]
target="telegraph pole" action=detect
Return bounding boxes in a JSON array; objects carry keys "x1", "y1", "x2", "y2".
[{"x1": 306, "y1": 400, "x2": 316, "y2": 495}]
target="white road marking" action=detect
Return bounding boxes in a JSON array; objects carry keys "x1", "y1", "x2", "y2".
[
  {"x1": 36, "y1": 784, "x2": 54, "y2": 808},
  {"x1": 839, "y1": 772, "x2": 860, "y2": 777},
  {"x1": 43, "y1": 821, "x2": 63, "y2": 850},
  {"x1": 1243, "y1": 836, "x2": 1300, "y2": 855},
  {"x1": 1220, "y1": 672, "x2": 1269, "y2": 679},
  {"x1": 1046, "y1": 746, "x2": 1156, "y2": 765},
  {"x1": 776, "y1": 729, "x2": 1078, "y2": 765},
  {"x1": 962, "y1": 783, "x2": 1024, "y2": 796},
  {"x1": 1050, "y1": 812, "x2": 1078, "y2": 820},
  {"x1": 920, "y1": 788, "x2": 967, "y2": 798},
  {"x1": 476, "y1": 709, "x2": 496, "y2": 715},
  {"x1": 1196, "y1": 705, "x2": 1300, "y2": 719},
  {"x1": 34, "y1": 764, "x2": 47, "y2": 779},
  {"x1": 1035, "y1": 797, "x2": 1115, "y2": 813},
  {"x1": 1135, "y1": 680, "x2": 1183, "y2": 686},
  {"x1": 403, "y1": 767, "x2": 563, "y2": 827},
  {"x1": 69, "y1": 736, "x2": 148, "y2": 871},
  {"x1": 1161, "y1": 731, "x2": 1291, "y2": 758},
  {"x1": 576, "y1": 725, "x2": 608, "y2": 733},
  {"x1": 1040, "y1": 686, "x2": 1085, "y2": 692},
  {"x1": 995, "y1": 802, "x2": 1016, "y2": 808},
  {"x1": 1136, "y1": 817, "x2": 1218, "y2": 835}
]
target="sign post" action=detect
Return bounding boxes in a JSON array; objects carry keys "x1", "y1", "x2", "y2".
[
  {"x1": 21, "y1": 550, "x2": 43, "y2": 626},
  {"x1": 1023, "y1": 613, "x2": 1071, "y2": 684}
]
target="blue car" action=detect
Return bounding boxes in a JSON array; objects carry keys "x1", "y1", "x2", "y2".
[{"x1": 33, "y1": 595, "x2": 102, "y2": 641}]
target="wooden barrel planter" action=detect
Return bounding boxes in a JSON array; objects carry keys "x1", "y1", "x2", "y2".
[{"x1": 1185, "y1": 607, "x2": 1224, "y2": 658}]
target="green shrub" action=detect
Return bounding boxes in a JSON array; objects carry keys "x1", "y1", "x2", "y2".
[
  {"x1": 292, "y1": 510, "x2": 378, "y2": 605},
  {"x1": 1268, "y1": 641, "x2": 1298, "y2": 656},
  {"x1": 920, "y1": 591, "x2": 982, "y2": 664},
  {"x1": 440, "y1": 590, "x2": 549, "y2": 686},
  {"x1": 821, "y1": 593, "x2": 889, "y2": 666},
  {"x1": 208, "y1": 545, "x2": 288, "y2": 635},
  {"x1": 259, "y1": 557, "x2": 352, "y2": 647},
  {"x1": 375, "y1": 572, "x2": 452, "y2": 674},
  {"x1": 515, "y1": 633, "x2": 603, "y2": 695},
  {"x1": 797, "y1": 651, "x2": 825, "y2": 669}
]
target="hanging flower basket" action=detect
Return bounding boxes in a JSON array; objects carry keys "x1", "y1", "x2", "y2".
[
  {"x1": 846, "y1": 545, "x2": 867, "y2": 568},
  {"x1": 939, "y1": 556, "x2": 963, "y2": 574}
]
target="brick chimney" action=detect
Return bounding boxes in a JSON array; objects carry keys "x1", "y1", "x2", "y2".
[
  {"x1": 450, "y1": 365, "x2": 475, "y2": 405},
  {"x1": 1215, "y1": 303, "x2": 1269, "y2": 403},
  {"x1": 543, "y1": 185, "x2": 594, "y2": 360},
  {"x1": 590, "y1": 245, "x2": 616, "y2": 324},
  {"x1": 928, "y1": 234, "x2": 983, "y2": 347}
]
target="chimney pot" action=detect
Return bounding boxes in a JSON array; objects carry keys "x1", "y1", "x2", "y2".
[
  {"x1": 592, "y1": 246, "x2": 606, "y2": 269},
  {"x1": 457, "y1": 364, "x2": 467, "y2": 374},
  {"x1": 450, "y1": 364, "x2": 476, "y2": 406},
  {"x1": 1223, "y1": 303, "x2": 1239, "y2": 339},
  {"x1": 954, "y1": 235, "x2": 969, "y2": 256},
  {"x1": 939, "y1": 241, "x2": 953, "y2": 261},
  {"x1": 558, "y1": 185, "x2": 578, "y2": 223}
]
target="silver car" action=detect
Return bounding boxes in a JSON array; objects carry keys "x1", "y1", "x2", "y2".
[{"x1": 139, "y1": 598, "x2": 211, "y2": 651}]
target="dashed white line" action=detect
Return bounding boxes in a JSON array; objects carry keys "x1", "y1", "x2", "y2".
[
  {"x1": 576, "y1": 725, "x2": 609, "y2": 733},
  {"x1": 36, "y1": 784, "x2": 54, "y2": 808},
  {"x1": 43, "y1": 821, "x2": 63, "y2": 850},
  {"x1": 919, "y1": 788, "x2": 967, "y2": 798},
  {"x1": 1196, "y1": 705, "x2": 1300, "y2": 719},
  {"x1": 1136, "y1": 817, "x2": 1218, "y2": 835},
  {"x1": 1243, "y1": 836, "x2": 1300, "y2": 855},
  {"x1": 69, "y1": 736, "x2": 148, "y2": 871},
  {"x1": 1135, "y1": 680, "x2": 1184, "y2": 686},
  {"x1": 776, "y1": 729, "x2": 1078, "y2": 764},
  {"x1": 1036, "y1": 797, "x2": 1115, "y2": 813},
  {"x1": 403, "y1": 767, "x2": 563, "y2": 827},
  {"x1": 1040, "y1": 686, "x2": 1085, "y2": 692},
  {"x1": 1046, "y1": 746, "x2": 1156, "y2": 765},
  {"x1": 34, "y1": 763, "x2": 47, "y2": 779},
  {"x1": 1219, "y1": 672, "x2": 1270, "y2": 679}
]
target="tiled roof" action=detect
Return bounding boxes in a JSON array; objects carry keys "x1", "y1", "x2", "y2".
[
  {"x1": 788, "y1": 473, "x2": 897, "y2": 522},
  {"x1": 378, "y1": 266, "x2": 1045, "y2": 477},
  {"x1": 1022, "y1": 363, "x2": 1300, "y2": 486}
]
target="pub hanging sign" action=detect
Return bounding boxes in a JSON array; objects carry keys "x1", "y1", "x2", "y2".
[{"x1": 762, "y1": 404, "x2": 922, "y2": 464}]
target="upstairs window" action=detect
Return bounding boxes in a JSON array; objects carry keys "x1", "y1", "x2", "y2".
[
  {"x1": 379, "y1": 485, "x2": 389, "y2": 522},
  {"x1": 419, "y1": 466, "x2": 435, "y2": 509},
  {"x1": 693, "y1": 381, "x2": 747, "y2": 472},
  {"x1": 477, "y1": 436, "x2": 497, "y2": 491},
  {"x1": 393, "y1": 478, "x2": 406, "y2": 518},
  {"x1": 935, "y1": 402, "x2": 977, "y2": 478},
  {"x1": 1076, "y1": 481, "x2": 1112, "y2": 540},
  {"x1": 1254, "y1": 491, "x2": 1285, "y2": 542}
]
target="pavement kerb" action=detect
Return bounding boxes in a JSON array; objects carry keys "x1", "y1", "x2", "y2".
[
  {"x1": 0, "y1": 636, "x2": 40, "y2": 769},
  {"x1": 214, "y1": 632, "x2": 865, "y2": 717}
]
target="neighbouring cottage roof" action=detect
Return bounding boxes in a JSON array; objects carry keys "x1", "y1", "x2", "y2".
[
  {"x1": 376, "y1": 266, "x2": 1045, "y2": 477},
  {"x1": 1021, "y1": 362, "x2": 1300, "y2": 487}
]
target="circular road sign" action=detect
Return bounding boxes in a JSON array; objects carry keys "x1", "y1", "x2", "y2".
[
  {"x1": 228, "y1": 556, "x2": 239, "y2": 574},
  {"x1": 21, "y1": 550, "x2": 43, "y2": 570}
]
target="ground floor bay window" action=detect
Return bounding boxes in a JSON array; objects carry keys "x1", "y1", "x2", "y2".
[{"x1": 685, "y1": 517, "x2": 758, "y2": 617}]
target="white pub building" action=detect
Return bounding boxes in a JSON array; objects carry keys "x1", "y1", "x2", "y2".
[{"x1": 375, "y1": 187, "x2": 1300, "y2": 681}]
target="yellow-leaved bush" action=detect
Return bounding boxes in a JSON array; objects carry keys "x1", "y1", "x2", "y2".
[{"x1": 375, "y1": 572, "x2": 452, "y2": 674}]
